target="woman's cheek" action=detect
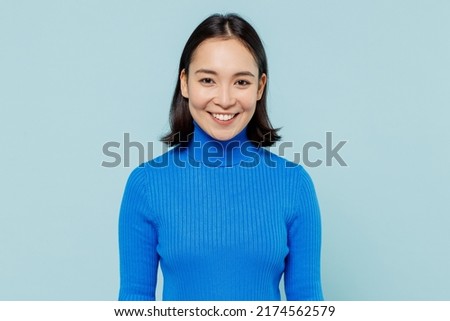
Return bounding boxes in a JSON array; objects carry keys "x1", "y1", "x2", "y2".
[
  {"x1": 189, "y1": 93, "x2": 209, "y2": 111},
  {"x1": 237, "y1": 92, "x2": 257, "y2": 110}
]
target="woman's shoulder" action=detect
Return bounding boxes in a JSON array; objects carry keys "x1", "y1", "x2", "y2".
[
  {"x1": 258, "y1": 147, "x2": 316, "y2": 186},
  {"x1": 133, "y1": 146, "x2": 182, "y2": 171},
  {"x1": 122, "y1": 148, "x2": 177, "y2": 184},
  {"x1": 124, "y1": 147, "x2": 183, "y2": 194},
  {"x1": 259, "y1": 147, "x2": 306, "y2": 171}
]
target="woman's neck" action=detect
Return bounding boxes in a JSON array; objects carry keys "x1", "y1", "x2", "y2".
[{"x1": 186, "y1": 121, "x2": 258, "y2": 167}]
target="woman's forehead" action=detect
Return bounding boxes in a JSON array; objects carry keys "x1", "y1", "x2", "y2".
[{"x1": 190, "y1": 38, "x2": 258, "y2": 74}]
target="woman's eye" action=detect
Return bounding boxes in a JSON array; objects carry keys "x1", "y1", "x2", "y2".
[
  {"x1": 200, "y1": 78, "x2": 214, "y2": 84},
  {"x1": 236, "y1": 80, "x2": 250, "y2": 87}
]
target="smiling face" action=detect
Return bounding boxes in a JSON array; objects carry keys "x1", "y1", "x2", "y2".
[{"x1": 180, "y1": 38, "x2": 267, "y2": 141}]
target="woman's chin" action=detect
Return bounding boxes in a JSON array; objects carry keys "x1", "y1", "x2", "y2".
[{"x1": 209, "y1": 131, "x2": 237, "y2": 141}]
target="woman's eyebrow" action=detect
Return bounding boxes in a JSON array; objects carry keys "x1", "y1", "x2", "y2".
[{"x1": 194, "y1": 69, "x2": 255, "y2": 77}]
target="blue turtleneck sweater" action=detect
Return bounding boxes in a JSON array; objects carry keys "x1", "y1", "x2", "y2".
[{"x1": 118, "y1": 122, "x2": 323, "y2": 301}]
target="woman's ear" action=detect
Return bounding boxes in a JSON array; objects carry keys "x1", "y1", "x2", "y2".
[
  {"x1": 180, "y1": 69, "x2": 189, "y2": 98},
  {"x1": 257, "y1": 73, "x2": 267, "y2": 100}
]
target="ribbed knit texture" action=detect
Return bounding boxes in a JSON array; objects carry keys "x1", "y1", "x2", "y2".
[{"x1": 118, "y1": 121, "x2": 323, "y2": 301}]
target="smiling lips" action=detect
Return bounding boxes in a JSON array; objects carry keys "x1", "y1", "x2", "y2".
[{"x1": 211, "y1": 113, "x2": 238, "y2": 121}]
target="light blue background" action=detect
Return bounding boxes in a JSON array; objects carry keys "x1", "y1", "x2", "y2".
[{"x1": 1, "y1": 0, "x2": 449, "y2": 300}]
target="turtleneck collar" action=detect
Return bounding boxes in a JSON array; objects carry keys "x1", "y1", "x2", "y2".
[{"x1": 186, "y1": 121, "x2": 259, "y2": 167}]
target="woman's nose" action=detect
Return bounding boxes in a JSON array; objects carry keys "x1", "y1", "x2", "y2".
[{"x1": 214, "y1": 86, "x2": 236, "y2": 109}]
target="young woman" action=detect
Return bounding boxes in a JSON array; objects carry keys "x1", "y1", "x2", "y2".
[{"x1": 118, "y1": 13, "x2": 324, "y2": 301}]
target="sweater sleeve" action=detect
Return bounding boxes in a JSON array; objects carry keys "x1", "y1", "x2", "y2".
[
  {"x1": 118, "y1": 166, "x2": 159, "y2": 301},
  {"x1": 284, "y1": 167, "x2": 324, "y2": 300}
]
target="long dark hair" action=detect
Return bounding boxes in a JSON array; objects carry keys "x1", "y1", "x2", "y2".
[{"x1": 160, "y1": 13, "x2": 281, "y2": 147}]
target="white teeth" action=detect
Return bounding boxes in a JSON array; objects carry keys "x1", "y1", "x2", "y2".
[{"x1": 212, "y1": 113, "x2": 236, "y2": 121}]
